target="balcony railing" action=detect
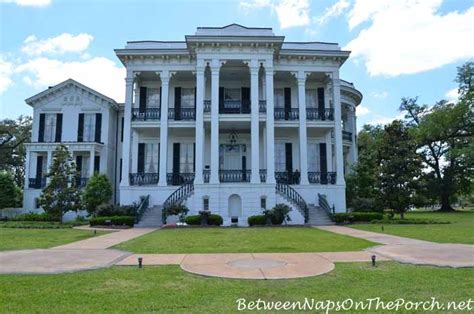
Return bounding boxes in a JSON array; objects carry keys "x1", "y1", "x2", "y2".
[
  {"x1": 204, "y1": 100, "x2": 211, "y2": 113},
  {"x1": 259, "y1": 169, "x2": 267, "y2": 183},
  {"x1": 129, "y1": 173, "x2": 159, "y2": 186},
  {"x1": 168, "y1": 108, "x2": 196, "y2": 121},
  {"x1": 306, "y1": 108, "x2": 334, "y2": 121},
  {"x1": 219, "y1": 170, "x2": 251, "y2": 182},
  {"x1": 275, "y1": 171, "x2": 301, "y2": 184},
  {"x1": 132, "y1": 108, "x2": 160, "y2": 121},
  {"x1": 308, "y1": 172, "x2": 337, "y2": 184},
  {"x1": 220, "y1": 100, "x2": 251, "y2": 114},
  {"x1": 259, "y1": 100, "x2": 266, "y2": 113},
  {"x1": 274, "y1": 108, "x2": 299, "y2": 120},
  {"x1": 75, "y1": 177, "x2": 88, "y2": 188},
  {"x1": 28, "y1": 177, "x2": 46, "y2": 189},
  {"x1": 166, "y1": 172, "x2": 195, "y2": 186},
  {"x1": 343, "y1": 131, "x2": 353, "y2": 141}
]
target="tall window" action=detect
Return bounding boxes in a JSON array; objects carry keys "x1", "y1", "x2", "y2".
[
  {"x1": 43, "y1": 114, "x2": 57, "y2": 142},
  {"x1": 180, "y1": 143, "x2": 194, "y2": 173},
  {"x1": 274, "y1": 89, "x2": 284, "y2": 108},
  {"x1": 83, "y1": 114, "x2": 96, "y2": 142},
  {"x1": 275, "y1": 143, "x2": 286, "y2": 171},
  {"x1": 306, "y1": 90, "x2": 317, "y2": 108},
  {"x1": 181, "y1": 88, "x2": 195, "y2": 108},
  {"x1": 82, "y1": 156, "x2": 90, "y2": 177},
  {"x1": 147, "y1": 88, "x2": 160, "y2": 107},
  {"x1": 307, "y1": 143, "x2": 320, "y2": 171},
  {"x1": 145, "y1": 143, "x2": 159, "y2": 173}
]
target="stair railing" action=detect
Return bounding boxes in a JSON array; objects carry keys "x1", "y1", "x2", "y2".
[
  {"x1": 135, "y1": 195, "x2": 150, "y2": 224},
  {"x1": 275, "y1": 183, "x2": 309, "y2": 223},
  {"x1": 162, "y1": 182, "x2": 194, "y2": 224},
  {"x1": 318, "y1": 193, "x2": 335, "y2": 219}
]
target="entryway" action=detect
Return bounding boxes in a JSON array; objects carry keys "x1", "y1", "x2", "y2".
[{"x1": 228, "y1": 194, "x2": 242, "y2": 224}]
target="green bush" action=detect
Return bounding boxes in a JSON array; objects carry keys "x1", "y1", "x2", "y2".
[
  {"x1": 334, "y1": 212, "x2": 384, "y2": 224},
  {"x1": 11, "y1": 212, "x2": 59, "y2": 222},
  {"x1": 184, "y1": 214, "x2": 223, "y2": 226},
  {"x1": 248, "y1": 215, "x2": 267, "y2": 226},
  {"x1": 0, "y1": 171, "x2": 22, "y2": 209},
  {"x1": 96, "y1": 204, "x2": 137, "y2": 217},
  {"x1": 351, "y1": 197, "x2": 381, "y2": 212},
  {"x1": 184, "y1": 215, "x2": 200, "y2": 225},
  {"x1": 83, "y1": 173, "x2": 113, "y2": 216},
  {"x1": 89, "y1": 216, "x2": 135, "y2": 227},
  {"x1": 208, "y1": 214, "x2": 223, "y2": 226},
  {"x1": 164, "y1": 204, "x2": 189, "y2": 217}
]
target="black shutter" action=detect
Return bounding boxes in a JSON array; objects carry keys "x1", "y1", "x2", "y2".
[
  {"x1": 241, "y1": 87, "x2": 250, "y2": 113},
  {"x1": 242, "y1": 156, "x2": 247, "y2": 181},
  {"x1": 76, "y1": 156, "x2": 83, "y2": 174},
  {"x1": 284, "y1": 88, "x2": 291, "y2": 120},
  {"x1": 95, "y1": 113, "x2": 102, "y2": 143},
  {"x1": 55, "y1": 113, "x2": 62, "y2": 142},
  {"x1": 36, "y1": 156, "x2": 43, "y2": 179},
  {"x1": 120, "y1": 117, "x2": 124, "y2": 142},
  {"x1": 94, "y1": 156, "x2": 100, "y2": 173},
  {"x1": 219, "y1": 87, "x2": 224, "y2": 111},
  {"x1": 193, "y1": 142, "x2": 196, "y2": 172},
  {"x1": 194, "y1": 87, "x2": 197, "y2": 108},
  {"x1": 119, "y1": 158, "x2": 123, "y2": 181},
  {"x1": 317, "y1": 87, "x2": 325, "y2": 120},
  {"x1": 285, "y1": 143, "x2": 293, "y2": 172},
  {"x1": 159, "y1": 87, "x2": 162, "y2": 107},
  {"x1": 38, "y1": 114, "x2": 45, "y2": 142},
  {"x1": 139, "y1": 87, "x2": 147, "y2": 113},
  {"x1": 319, "y1": 143, "x2": 328, "y2": 184},
  {"x1": 77, "y1": 113, "x2": 84, "y2": 142},
  {"x1": 137, "y1": 143, "x2": 145, "y2": 173},
  {"x1": 174, "y1": 87, "x2": 181, "y2": 120},
  {"x1": 172, "y1": 143, "x2": 180, "y2": 185}
]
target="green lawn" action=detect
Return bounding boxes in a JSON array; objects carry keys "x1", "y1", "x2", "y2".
[
  {"x1": 0, "y1": 228, "x2": 106, "y2": 251},
  {"x1": 0, "y1": 263, "x2": 472, "y2": 313},
  {"x1": 116, "y1": 227, "x2": 376, "y2": 253},
  {"x1": 352, "y1": 211, "x2": 474, "y2": 244}
]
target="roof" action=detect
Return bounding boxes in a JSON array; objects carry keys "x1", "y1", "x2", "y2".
[
  {"x1": 195, "y1": 23, "x2": 275, "y2": 36},
  {"x1": 25, "y1": 79, "x2": 118, "y2": 109}
]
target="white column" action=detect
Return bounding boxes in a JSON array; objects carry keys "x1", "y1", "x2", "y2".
[
  {"x1": 250, "y1": 60, "x2": 260, "y2": 183},
  {"x1": 194, "y1": 62, "x2": 205, "y2": 184},
  {"x1": 120, "y1": 74, "x2": 134, "y2": 186},
  {"x1": 159, "y1": 71, "x2": 170, "y2": 186},
  {"x1": 297, "y1": 71, "x2": 309, "y2": 185},
  {"x1": 325, "y1": 131, "x2": 333, "y2": 172},
  {"x1": 89, "y1": 149, "x2": 95, "y2": 176},
  {"x1": 265, "y1": 66, "x2": 275, "y2": 184},
  {"x1": 210, "y1": 61, "x2": 220, "y2": 184},
  {"x1": 24, "y1": 150, "x2": 31, "y2": 188},
  {"x1": 131, "y1": 130, "x2": 138, "y2": 173},
  {"x1": 332, "y1": 72, "x2": 345, "y2": 185}
]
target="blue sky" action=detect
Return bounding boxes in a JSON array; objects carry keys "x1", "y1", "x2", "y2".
[{"x1": 1, "y1": 0, "x2": 473, "y2": 128}]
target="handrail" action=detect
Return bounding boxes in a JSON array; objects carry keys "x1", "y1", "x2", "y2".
[
  {"x1": 135, "y1": 194, "x2": 150, "y2": 224},
  {"x1": 318, "y1": 193, "x2": 334, "y2": 218},
  {"x1": 162, "y1": 182, "x2": 194, "y2": 224},
  {"x1": 275, "y1": 183, "x2": 309, "y2": 223}
]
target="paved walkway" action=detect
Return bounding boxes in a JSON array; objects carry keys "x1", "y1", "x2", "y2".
[{"x1": 317, "y1": 226, "x2": 474, "y2": 268}]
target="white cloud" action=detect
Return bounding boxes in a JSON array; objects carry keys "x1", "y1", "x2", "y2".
[
  {"x1": 240, "y1": 0, "x2": 310, "y2": 29},
  {"x1": 316, "y1": 0, "x2": 350, "y2": 25},
  {"x1": 21, "y1": 33, "x2": 94, "y2": 56},
  {"x1": 0, "y1": 56, "x2": 14, "y2": 95},
  {"x1": 356, "y1": 105, "x2": 370, "y2": 116},
  {"x1": 445, "y1": 88, "x2": 459, "y2": 102},
  {"x1": 15, "y1": 57, "x2": 125, "y2": 102},
  {"x1": 369, "y1": 112, "x2": 406, "y2": 125},
  {"x1": 0, "y1": 0, "x2": 51, "y2": 6},
  {"x1": 370, "y1": 91, "x2": 388, "y2": 99},
  {"x1": 344, "y1": 0, "x2": 474, "y2": 76}
]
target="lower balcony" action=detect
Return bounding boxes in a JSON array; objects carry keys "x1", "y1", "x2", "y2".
[
  {"x1": 275, "y1": 171, "x2": 301, "y2": 184},
  {"x1": 129, "y1": 173, "x2": 159, "y2": 186},
  {"x1": 28, "y1": 177, "x2": 46, "y2": 189},
  {"x1": 219, "y1": 169, "x2": 251, "y2": 183},
  {"x1": 166, "y1": 172, "x2": 195, "y2": 186},
  {"x1": 308, "y1": 172, "x2": 337, "y2": 184}
]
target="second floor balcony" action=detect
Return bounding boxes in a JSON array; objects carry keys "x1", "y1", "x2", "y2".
[
  {"x1": 306, "y1": 108, "x2": 334, "y2": 121},
  {"x1": 168, "y1": 108, "x2": 196, "y2": 121},
  {"x1": 132, "y1": 108, "x2": 160, "y2": 121}
]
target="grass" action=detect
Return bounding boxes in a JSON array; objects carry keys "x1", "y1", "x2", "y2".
[
  {"x1": 116, "y1": 227, "x2": 376, "y2": 253},
  {"x1": 352, "y1": 211, "x2": 474, "y2": 244},
  {"x1": 0, "y1": 228, "x2": 107, "y2": 251},
  {"x1": 0, "y1": 263, "x2": 472, "y2": 313}
]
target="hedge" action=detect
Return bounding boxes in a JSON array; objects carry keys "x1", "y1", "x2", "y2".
[
  {"x1": 184, "y1": 214, "x2": 223, "y2": 226},
  {"x1": 334, "y1": 212, "x2": 384, "y2": 224},
  {"x1": 10, "y1": 212, "x2": 59, "y2": 222},
  {"x1": 248, "y1": 215, "x2": 267, "y2": 226},
  {"x1": 89, "y1": 216, "x2": 135, "y2": 227}
]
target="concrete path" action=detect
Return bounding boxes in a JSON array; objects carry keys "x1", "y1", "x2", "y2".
[{"x1": 317, "y1": 226, "x2": 474, "y2": 268}]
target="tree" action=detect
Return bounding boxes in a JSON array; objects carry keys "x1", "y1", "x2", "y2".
[
  {"x1": 400, "y1": 62, "x2": 474, "y2": 211},
  {"x1": 0, "y1": 171, "x2": 22, "y2": 209},
  {"x1": 377, "y1": 121, "x2": 422, "y2": 218},
  {"x1": 0, "y1": 116, "x2": 32, "y2": 188},
  {"x1": 38, "y1": 145, "x2": 82, "y2": 220},
  {"x1": 83, "y1": 173, "x2": 112, "y2": 216}
]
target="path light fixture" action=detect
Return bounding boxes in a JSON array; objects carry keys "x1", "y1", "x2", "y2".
[
  {"x1": 138, "y1": 257, "x2": 143, "y2": 268},
  {"x1": 371, "y1": 255, "x2": 376, "y2": 267},
  {"x1": 381, "y1": 225, "x2": 384, "y2": 232}
]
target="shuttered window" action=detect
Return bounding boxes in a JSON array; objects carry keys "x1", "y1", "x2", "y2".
[
  {"x1": 43, "y1": 114, "x2": 57, "y2": 142},
  {"x1": 83, "y1": 113, "x2": 96, "y2": 142}
]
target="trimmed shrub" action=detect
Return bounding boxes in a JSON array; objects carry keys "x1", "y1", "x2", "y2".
[
  {"x1": 185, "y1": 215, "x2": 200, "y2": 225},
  {"x1": 89, "y1": 216, "x2": 135, "y2": 227},
  {"x1": 334, "y1": 212, "x2": 384, "y2": 224},
  {"x1": 184, "y1": 214, "x2": 223, "y2": 226},
  {"x1": 208, "y1": 214, "x2": 223, "y2": 226},
  {"x1": 248, "y1": 215, "x2": 266, "y2": 226},
  {"x1": 96, "y1": 204, "x2": 137, "y2": 217},
  {"x1": 11, "y1": 212, "x2": 58, "y2": 222}
]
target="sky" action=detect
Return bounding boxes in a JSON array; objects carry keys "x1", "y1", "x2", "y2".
[{"x1": 1, "y1": 0, "x2": 473, "y2": 128}]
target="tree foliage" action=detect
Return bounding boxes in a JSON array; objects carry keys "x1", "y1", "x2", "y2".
[
  {"x1": 0, "y1": 116, "x2": 32, "y2": 188},
  {"x1": 83, "y1": 173, "x2": 113, "y2": 216},
  {"x1": 38, "y1": 145, "x2": 82, "y2": 220},
  {"x1": 0, "y1": 171, "x2": 22, "y2": 209}
]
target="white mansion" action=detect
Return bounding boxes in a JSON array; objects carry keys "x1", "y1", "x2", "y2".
[{"x1": 23, "y1": 24, "x2": 362, "y2": 226}]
